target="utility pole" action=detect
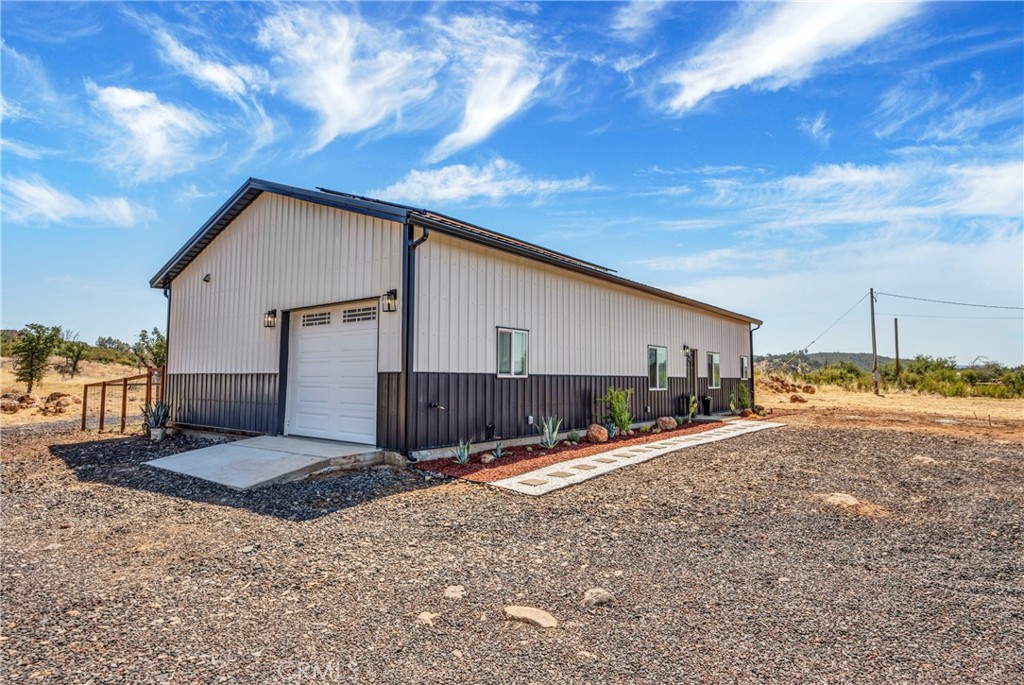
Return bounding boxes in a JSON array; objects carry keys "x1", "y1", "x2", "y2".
[
  {"x1": 894, "y1": 318, "x2": 900, "y2": 376},
  {"x1": 870, "y1": 288, "x2": 879, "y2": 395}
]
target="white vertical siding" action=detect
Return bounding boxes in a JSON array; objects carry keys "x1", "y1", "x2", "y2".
[
  {"x1": 413, "y1": 233, "x2": 751, "y2": 377},
  {"x1": 168, "y1": 193, "x2": 403, "y2": 374}
]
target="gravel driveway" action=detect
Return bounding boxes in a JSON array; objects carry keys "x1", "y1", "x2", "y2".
[{"x1": 2, "y1": 422, "x2": 1021, "y2": 683}]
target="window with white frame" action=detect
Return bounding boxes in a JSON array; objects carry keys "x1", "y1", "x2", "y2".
[
  {"x1": 648, "y1": 345, "x2": 668, "y2": 390},
  {"x1": 707, "y1": 352, "x2": 721, "y2": 389},
  {"x1": 497, "y1": 328, "x2": 528, "y2": 378},
  {"x1": 740, "y1": 355, "x2": 750, "y2": 380}
]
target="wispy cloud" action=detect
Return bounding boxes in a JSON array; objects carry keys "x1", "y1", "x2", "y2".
[
  {"x1": 427, "y1": 15, "x2": 546, "y2": 163},
  {"x1": 1, "y1": 40, "x2": 59, "y2": 115},
  {"x1": 371, "y1": 158, "x2": 593, "y2": 204},
  {"x1": 86, "y1": 81, "x2": 218, "y2": 182},
  {"x1": 632, "y1": 247, "x2": 743, "y2": 273},
  {"x1": 0, "y1": 138, "x2": 55, "y2": 160},
  {"x1": 257, "y1": 6, "x2": 443, "y2": 154},
  {"x1": 798, "y1": 112, "x2": 833, "y2": 145},
  {"x1": 612, "y1": 1, "x2": 668, "y2": 42},
  {"x1": 662, "y1": 2, "x2": 919, "y2": 113},
  {"x1": 150, "y1": 26, "x2": 275, "y2": 157},
  {"x1": 0, "y1": 95, "x2": 28, "y2": 122},
  {"x1": 2, "y1": 175, "x2": 155, "y2": 227}
]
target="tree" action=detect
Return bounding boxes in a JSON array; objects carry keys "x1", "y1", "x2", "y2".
[
  {"x1": 11, "y1": 324, "x2": 63, "y2": 393},
  {"x1": 132, "y1": 328, "x2": 166, "y2": 369},
  {"x1": 95, "y1": 336, "x2": 131, "y2": 352},
  {"x1": 54, "y1": 331, "x2": 87, "y2": 379}
]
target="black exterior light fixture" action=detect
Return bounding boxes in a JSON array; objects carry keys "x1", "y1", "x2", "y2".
[
  {"x1": 263, "y1": 309, "x2": 278, "y2": 328},
  {"x1": 382, "y1": 288, "x2": 398, "y2": 313}
]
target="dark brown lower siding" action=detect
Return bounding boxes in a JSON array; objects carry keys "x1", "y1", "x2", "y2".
[
  {"x1": 401, "y1": 373, "x2": 751, "y2": 451},
  {"x1": 166, "y1": 373, "x2": 279, "y2": 434},
  {"x1": 169, "y1": 371, "x2": 752, "y2": 452}
]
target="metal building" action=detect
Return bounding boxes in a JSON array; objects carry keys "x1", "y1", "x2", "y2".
[{"x1": 150, "y1": 178, "x2": 762, "y2": 453}]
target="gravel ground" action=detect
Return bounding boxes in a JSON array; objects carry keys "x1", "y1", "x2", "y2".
[{"x1": 2, "y1": 421, "x2": 1022, "y2": 683}]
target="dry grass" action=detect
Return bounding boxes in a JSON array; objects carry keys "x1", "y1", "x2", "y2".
[
  {"x1": 1, "y1": 357, "x2": 150, "y2": 427},
  {"x1": 756, "y1": 376, "x2": 1024, "y2": 444}
]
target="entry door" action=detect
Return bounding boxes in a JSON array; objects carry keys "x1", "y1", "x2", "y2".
[{"x1": 286, "y1": 303, "x2": 378, "y2": 444}]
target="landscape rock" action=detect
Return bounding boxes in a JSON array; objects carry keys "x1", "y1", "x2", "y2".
[
  {"x1": 18, "y1": 394, "x2": 39, "y2": 407},
  {"x1": 586, "y1": 424, "x2": 608, "y2": 444},
  {"x1": 416, "y1": 611, "x2": 440, "y2": 627},
  {"x1": 443, "y1": 585, "x2": 466, "y2": 599},
  {"x1": 813, "y1": 492, "x2": 860, "y2": 507},
  {"x1": 739, "y1": 409, "x2": 754, "y2": 418},
  {"x1": 911, "y1": 456, "x2": 938, "y2": 465},
  {"x1": 803, "y1": 385, "x2": 816, "y2": 394},
  {"x1": 479, "y1": 453, "x2": 496, "y2": 464},
  {"x1": 503, "y1": 605, "x2": 558, "y2": 629},
  {"x1": 581, "y1": 587, "x2": 615, "y2": 608},
  {"x1": 55, "y1": 397, "x2": 74, "y2": 408},
  {"x1": 46, "y1": 392, "x2": 71, "y2": 403},
  {"x1": 656, "y1": 416, "x2": 677, "y2": 431},
  {"x1": 1, "y1": 399, "x2": 19, "y2": 414},
  {"x1": 790, "y1": 394, "x2": 808, "y2": 403}
]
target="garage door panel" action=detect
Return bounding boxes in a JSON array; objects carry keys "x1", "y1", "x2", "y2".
[{"x1": 286, "y1": 303, "x2": 379, "y2": 444}]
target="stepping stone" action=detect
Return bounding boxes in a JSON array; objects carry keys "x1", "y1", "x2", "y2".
[
  {"x1": 518, "y1": 478, "x2": 548, "y2": 486},
  {"x1": 592, "y1": 457, "x2": 617, "y2": 464},
  {"x1": 547, "y1": 471, "x2": 576, "y2": 478},
  {"x1": 573, "y1": 464, "x2": 597, "y2": 471}
]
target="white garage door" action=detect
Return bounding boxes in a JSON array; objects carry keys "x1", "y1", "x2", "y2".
[{"x1": 286, "y1": 303, "x2": 378, "y2": 444}]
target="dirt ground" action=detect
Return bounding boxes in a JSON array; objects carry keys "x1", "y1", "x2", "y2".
[
  {"x1": 755, "y1": 378, "x2": 1024, "y2": 445},
  {"x1": 1, "y1": 357, "x2": 148, "y2": 427}
]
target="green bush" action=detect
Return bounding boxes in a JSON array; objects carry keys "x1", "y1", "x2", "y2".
[{"x1": 595, "y1": 386, "x2": 633, "y2": 433}]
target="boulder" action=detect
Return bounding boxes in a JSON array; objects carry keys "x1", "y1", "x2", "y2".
[
  {"x1": 813, "y1": 492, "x2": 860, "y2": 507},
  {"x1": 1, "y1": 392, "x2": 20, "y2": 401},
  {"x1": 911, "y1": 456, "x2": 938, "y2": 465},
  {"x1": 503, "y1": 605, "x2": 558, "y2": 629},
  {"x1": 790, "y1": 394, "x2": 807, "y2": 403},
  {"x1": 580, "y1": 587, "x2": 615, "y2": 608},
  {"x1": 739, "y1": 408, "x2": 754, "y2": 418},
  {"x1": 802, "y1": 385, "x2": 816, "y2": 394},
  {"x1": 55, "y1": 396, "x2": 74, "y2": 408},
  {"x1": 443, "y1": 585, "x2": 466, "y2": 599},
  {"x1": 1, "y1": 399, "x2": 19, "y2": 414},
  {"x1": 416, "y1": 611, "x2": 440, "y2": 627},
  {"x1": 586, "y1": 424, "x2": 608, "y2": 443},
  {"x1": 18, "y1": 394, "x2": 39, "y2": 407},
  {"x1": 46, "y1": 392, "x2": 71, "y2": 403},
  {"x1": 479, "y1": 453, "x2": 496, "y2": 464},
  {"x1": 656, "y1": 416, "x2": 677, "y2": 431}
]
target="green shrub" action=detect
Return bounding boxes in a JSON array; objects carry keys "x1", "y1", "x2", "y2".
[
  {"x1": 595, "y1": 387, "x2": 633, "y2": 433},
  {"x1": 567, "y1": 430, "x2": 581, "y2": 444},
  {"x1": 452, "y1": 439, "x2": 472, "y2": 465},
  {"x1": 737, "y1": 382, "x2": 751, "y2": 410}
]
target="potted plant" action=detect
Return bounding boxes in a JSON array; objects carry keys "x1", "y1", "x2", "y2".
[
  {"x1": 142, "y1": 402, "x2": 170, "y2": 442},
  {"x1": 687, "y1": 395, "x2": 699, "y2": 423}
]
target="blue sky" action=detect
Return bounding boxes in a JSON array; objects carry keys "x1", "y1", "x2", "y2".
[{"x1": 2, "y1": 1, "x2": 1022, "y2": 365}]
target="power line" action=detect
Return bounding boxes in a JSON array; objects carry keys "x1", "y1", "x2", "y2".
[
  {"x1": 779, "y1": 291, "x2": 870, "y2": 369},
  {"x1": 878, "y1": 312, "x2": 1024, "y2": 320},
  {"x1": 876, "y1": 291, "x2": 1024, "y2": 311}
]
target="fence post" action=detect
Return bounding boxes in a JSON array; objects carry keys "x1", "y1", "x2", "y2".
[
  {"x1": 81, "y1": 385, "x2": 89, "y2": 431},
  {"x1": 99, "y1": 383, "x2": 107, "y2": 433},
  {"x1": 145, "y1": 367, "x2": 153, "y2": 408},
  {"x1": 120, "y1": 378, "x2": 128, "y2": 433}
]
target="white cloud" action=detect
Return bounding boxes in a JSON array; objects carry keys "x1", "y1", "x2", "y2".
[
  {"x1": 612, "y1": 1, "x2": 668, "y2": 42},
  {"x1": 919, "y1": 97, "x2": 1023, "y2": 142},
  {"x1": 798, "y1": 112, "x2": 833, "y2": 145},
  {"x1": 948, "y1": 161, "x2": 1024, "y2": 217},
  {"x1": 86, "y1": 81, "x2": 218, "y2": 182},
  {"x1": 2, "y1": 176, "x2": 155, "y2": 227},
  {"x1": 0, "y1": 138, "x2": 54, "y2": 160},
  {"x1": 152, "y1": 28, "x2": 275, "y2": 156},
  {"x1": 427, "y1": 15, "x2": 545, "y2": 163},
  {"x1": 0, "y1": 95, "x2": 27, "y2": 122},
  {"x1": 257, "y1": 6, "x2": 443, "y2": 154},
  {"x1": 633, "y1": 247, "x2": 741, "y2": 273},
  {"x1": 371, "y1": 158, "x2": 592, "y2": 204},
  {"x1": 662, "y1": 2, "x2": 919, "y2": 113}
]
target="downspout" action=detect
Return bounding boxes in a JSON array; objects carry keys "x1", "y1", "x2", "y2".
[
  {"x1": 163, "y1": 286, "x2": 171, "y2": 403},
  {"x1": 401, "y1": 222, "x2": 429, "y2": 458},
  {"x1": 749, "y1": 322, "x2": 761, "y2": 407}
]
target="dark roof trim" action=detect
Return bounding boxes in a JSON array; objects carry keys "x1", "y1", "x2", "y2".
[
  {"x1": 149, "y1": 178, "x2": 408, "y2": 288},
  {"x1": 409, "y1": 212, "x2": 762, "y2": 326},
  {"x1": 150, "y1": 177, "x2": 761, "y2": 325}
]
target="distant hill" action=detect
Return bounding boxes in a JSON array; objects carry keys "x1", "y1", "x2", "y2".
[{"x1": 755, "y1": 351, "x2": 895, "y2": 373}]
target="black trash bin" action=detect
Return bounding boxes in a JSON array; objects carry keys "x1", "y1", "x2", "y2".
[{"x1": 701, "y1": 395, "x2": 713, "y2": 416}]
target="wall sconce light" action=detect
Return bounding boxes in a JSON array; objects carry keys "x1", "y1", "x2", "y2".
[
  {"x1": 682, "y1": 344, "x2": 690, "y2": 353},
  {"x1": 202, "y1": 273, "x2": 212, "y2": 283},
  {"x1": 263, "y1": 309, "x2": 278, "y2": 328},
  {"x1": 382, "y1": 288, "x2": 398, "y2": 313}
]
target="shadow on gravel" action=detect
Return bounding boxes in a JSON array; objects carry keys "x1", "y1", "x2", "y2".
[{"x1": 48, "y1": 433, "x2": 440, "y2": 521}]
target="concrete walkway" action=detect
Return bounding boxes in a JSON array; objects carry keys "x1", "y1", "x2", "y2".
[
  {"x1": 145, "y1": 435, "x2": 382, "y2": 490},
  {"x1": 488, "y1": 421, "x2": 785, "y2": 496}
]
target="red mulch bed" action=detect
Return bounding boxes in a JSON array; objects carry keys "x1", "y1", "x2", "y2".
[{"x1": 415, "y1": 421, "x2": 725, "y2": 483}]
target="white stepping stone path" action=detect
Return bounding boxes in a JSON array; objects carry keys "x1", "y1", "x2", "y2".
[{"x1": 489, "y1": 421, "x2": 785, "y2": 496}]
